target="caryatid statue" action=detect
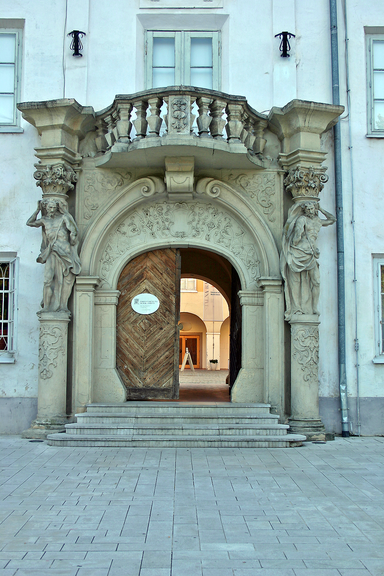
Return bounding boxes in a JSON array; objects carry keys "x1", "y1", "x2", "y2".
[
  {"x1": 27, "y1": 199, "x2": 81, "y2": 313},
  {"x1": 280, "y1": 201, "x2": 336, "y2": 321}
]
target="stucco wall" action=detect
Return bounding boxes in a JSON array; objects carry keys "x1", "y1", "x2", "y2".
[{"x1": 1, "y1": 0, "x2": 383, "y2": 434}]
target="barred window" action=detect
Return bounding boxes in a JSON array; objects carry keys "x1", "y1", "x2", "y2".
[{"x1": 0, "y1": 257, "x2": 17, "y2": 362}]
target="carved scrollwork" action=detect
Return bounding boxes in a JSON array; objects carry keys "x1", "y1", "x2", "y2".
[
  {"x1": 140, "y1": 177, "x2": 166, "y2": 197},
  {"x1": 284, "y1": 166, "x2": 328, "y2": 199},
  {"x1": 229, "y1": 173, "x2": 276, "y2": 221},
  {"x1": 34, "y1": 163, "x2": 78, "y2": 197},
  {"x1": 99, "y1": 201, "x2": 261, "y2": 287},
  {"x1": 39, "y1": 324, "x2": 65, "y2": 380},
  {"x1": 196, "y1": 178, "x2": 222, "y2": 198},
  {"x1": 292, "y1": 324, "x2": 319, "y2": 382},
  {"x1": 83, "y1": 170, "x2": 132, "y2": 220}
]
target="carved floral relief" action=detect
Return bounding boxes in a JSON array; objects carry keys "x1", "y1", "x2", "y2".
[
  {"x1": 292, "y1": 324, "x2": 319, "y2": 383},
  {"x1": 98, "y1": 201, "x2": 261, "y2": 287},
  {"x1": 228, "y1": 173, "x2": 276, "y2": 222},
  {"x1": 39, "y1": 324, "x2": 66, "y2": 379},
  {"x1": 83, "y1": 170, "x2": 132, "y2": 221}
]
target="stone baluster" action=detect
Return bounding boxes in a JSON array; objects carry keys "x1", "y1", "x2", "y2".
[
  {"x1": 209, "y1": 98, "x2": 227, "y2": 139},
  {"x1": 242, "y1": 114, "x2": 256, "y2": 152},
  {"x1": 253, "y1": 119, "x2": 268, "y2": 155},
  {"x1": 104, "y1": 114, "x2": 116, "y2": 149},
  {"x1": 190, "y1": 97, "x2": 197, "y2": 135},
  {"x1": 225, "y1": 103, "x2": 244, "y2": 142},
  {"x1": 114, "y1": 102, "x2": 133, "y2": 144},
  {"x1": 133, "y1": 99, "x2": 148, "y2": 139},
  {"x1": 196, "y1": 96, "x2": 213, "y2": 138},
  {"x1": 94, "y1": 118, "x2": 108, "y2": 153},
  {"x1": 147, "y1": 97, "x2": 163, "y2": 137}
]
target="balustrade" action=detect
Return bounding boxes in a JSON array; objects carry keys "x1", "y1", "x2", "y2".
[{"x1": 96, "y1": 87, "x2": 268, "y2": 155}]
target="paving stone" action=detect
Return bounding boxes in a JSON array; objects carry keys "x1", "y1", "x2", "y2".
[{"x1": 0, "y1": 436, "x2": 383, "y2": 574}]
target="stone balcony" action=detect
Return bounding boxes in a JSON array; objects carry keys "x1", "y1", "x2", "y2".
[{"x1": 92, "y1": 86, "x2": 270, "y2": 170}]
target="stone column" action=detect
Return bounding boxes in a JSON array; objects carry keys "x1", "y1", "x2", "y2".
[
  {"x1": 22, "y1": 312, "x2": 71, "y2": 438},
  {"x1": 289, "y1": 315, "x2": 325, "y2": 440},
  {"x1": 259, "y1": 278, "x2": 285, "y2": 417},
  {"x1": 93, "y1": 290, "x2": 126, "y2": 403},
  {"x1": 231, "y1": 290, "x2": 264, "y2": 403},
  {"x1": 268, "y1": 100, "x2": 343, "y2": 441},
  {"x1": 72, "y1": 276, "x2": 100, "y2": 414}
]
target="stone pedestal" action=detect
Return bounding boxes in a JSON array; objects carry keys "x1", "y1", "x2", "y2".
[
  {"x1": 22, "y1": 311, "x2": 70, "y2": 439},
  {"x1": 289, "y1": 314, "x2": 326, "y2": 441}
]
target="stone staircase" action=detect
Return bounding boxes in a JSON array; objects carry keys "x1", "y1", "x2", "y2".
[{"x1": 47, "y1": 402, "x2": 306, "y2": 448}]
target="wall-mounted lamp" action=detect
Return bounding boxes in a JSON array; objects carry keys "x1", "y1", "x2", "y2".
[
  {"x1": 67, "y1": 30, "x2": 86, "y2": 57},
  {"x1": 274, "y1": 31, "x2": 295, "y2": 57}
]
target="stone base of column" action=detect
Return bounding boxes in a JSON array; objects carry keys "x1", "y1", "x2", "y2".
[
  {"x1": 289, "y1": 418, "x2": 326, "y2": 441},
  {"x1": 22, "y1": 310, "x2": 71, "y2": 439},
  {"x1": 21, "y1": 417, "x2": 70, "y2": 440}
]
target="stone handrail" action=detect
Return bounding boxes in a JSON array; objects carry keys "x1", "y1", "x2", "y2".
[{"x1": 94, "y1": 86, "x2": 269, "y2": 157}]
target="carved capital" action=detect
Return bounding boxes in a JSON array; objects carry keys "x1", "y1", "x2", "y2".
[
  {"x1": 34, "y1": 163, "x2": 78, "y2": 198},
  {"x1": 284, "y1": 166, "x2": 328, "y2": 200}
]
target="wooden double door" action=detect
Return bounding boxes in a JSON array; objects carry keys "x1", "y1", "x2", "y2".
[{"x1": 116, "y1": 248, "x2": 181, "y2": 399}]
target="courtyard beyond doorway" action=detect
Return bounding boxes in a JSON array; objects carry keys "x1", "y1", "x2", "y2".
[{"x1": 178, "y1": 369, "x2": 230, "y2": 402}]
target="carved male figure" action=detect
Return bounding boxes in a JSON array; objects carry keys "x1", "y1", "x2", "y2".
[
  {"x1": 280, "y1": 201, "x2": 336, "y2": 321},
  {"x1": 27, "y1": 199, "x2": 81, "y2": 312}
]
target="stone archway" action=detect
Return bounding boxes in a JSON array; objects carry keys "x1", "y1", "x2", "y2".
[{"x1": 72, "y1": 176, "x2": 284, "y2": 415}]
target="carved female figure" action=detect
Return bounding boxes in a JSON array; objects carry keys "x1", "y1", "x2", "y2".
[
  {"x1": 280, "y1": 201, "x2": 335, "y2": 321},
  {"x1": 27, "y1": 199, "x2": 81, "y2": 312}
]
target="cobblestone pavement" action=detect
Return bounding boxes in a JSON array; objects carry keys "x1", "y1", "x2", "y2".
[{"x1": 0, "y1": 435, "x2": 383, "y2": 576}]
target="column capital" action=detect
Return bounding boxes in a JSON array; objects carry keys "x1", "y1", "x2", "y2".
[
  {"x1": 238, "y1": 289, "x2": 263, "y2": 306},
  {"x1": 34, "y1": 162, "x2": 78, "y2": 200},
  {"x1": 94, "y1": 290, "x2": 121, "y2": 306},
  {"x1": 75, "y1": 276, "x2": 100, "y2": 291},
  {"x1": 18, "y1": 98, "x2": 95, "y2": 165},
  {"x1": 268, "y1": 99, "x2": 344, "y2": 155},
  {"x1": 258, "y1": 277, "x2": 282, "y2": 293}
]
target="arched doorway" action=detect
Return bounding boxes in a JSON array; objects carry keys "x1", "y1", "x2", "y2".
[{"x1": 115, "y1": 247, "x2": 241, "y2": 401}]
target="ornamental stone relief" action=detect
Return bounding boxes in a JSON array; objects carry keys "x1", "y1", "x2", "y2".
[
  {"x1": 99, "y1": 201, "x2": 261, "y2": 287},
  {"x1": 34, "y1": 163, "x2": 78, "y2": 197},
  {"x1": 292, "y1": 324, "x2": 319, "y2": 383},
  {"x1": 39, "y1": 324, "x2": 66, "y2": 380},
  {"x1": 228, "y1": 173, "x2": 276, "y2": 222},
  {"x1": 83, "y1": 170, "x2": 133, "y2": 221},
  {"x1": 284, "y1": 166, "x2": 328, "y2": 199}
]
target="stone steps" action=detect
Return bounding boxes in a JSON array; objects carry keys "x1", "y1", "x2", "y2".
[{"x1": 46, "y1": 402, "x2": 306, "y2": 448}]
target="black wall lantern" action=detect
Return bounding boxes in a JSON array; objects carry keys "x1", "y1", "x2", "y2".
[
  {"x1": 68, "y1": 30, "x2": 86, "y2": 57},
  {"x1": 275, "y1": 31, "x2": 295, "y2": 57}
]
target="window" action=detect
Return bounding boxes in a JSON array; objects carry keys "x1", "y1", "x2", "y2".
[
  {"x1": 373, "y1": 258, "x2": 384, "y2": 361},
  {"x1": 367, "y1": 35, "x2": 384, "y2": 136},
  {"x1": 146, "y1": 31, "x2": 220, "y2": 90},
  {"x1": 181, "y1": 278, "x2": 197, "y2": 292},
  {"x1": 0, "y1": 29, "x2": 22, "y2": 132},
  {"x1": 0, "y1": 256, "x2": 18, "y2": 363}
]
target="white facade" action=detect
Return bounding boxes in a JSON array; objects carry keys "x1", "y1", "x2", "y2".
[{"x1": 0, "y1": 0, "x2": 383, "y2": 435}]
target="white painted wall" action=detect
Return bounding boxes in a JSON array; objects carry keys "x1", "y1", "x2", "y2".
[{"x1": 1, "y1": 0, "x2": 383, "y2": 432}]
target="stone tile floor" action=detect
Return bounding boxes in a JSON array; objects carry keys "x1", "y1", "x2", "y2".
[{"x1": 0, "y1": 435, "x2": 383, "y2": 576}]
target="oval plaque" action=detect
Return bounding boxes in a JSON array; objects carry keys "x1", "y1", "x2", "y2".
[{"x1": 131, "y1": 293, "x2": 160, "y2": 315}]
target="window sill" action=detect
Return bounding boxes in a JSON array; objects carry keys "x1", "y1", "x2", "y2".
[
  {"x1": 0, "y1": 355, "x2": 16, "y2": 364},
  {"x1": 366, "y1": 133, "x2": 384, "y2": 139},
  {"x1": 372, "y1": 356, "x2": 384, "y2": 364},
  {"x1": 0, "y1": 126, "x2": 23, "y2": 134}
]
